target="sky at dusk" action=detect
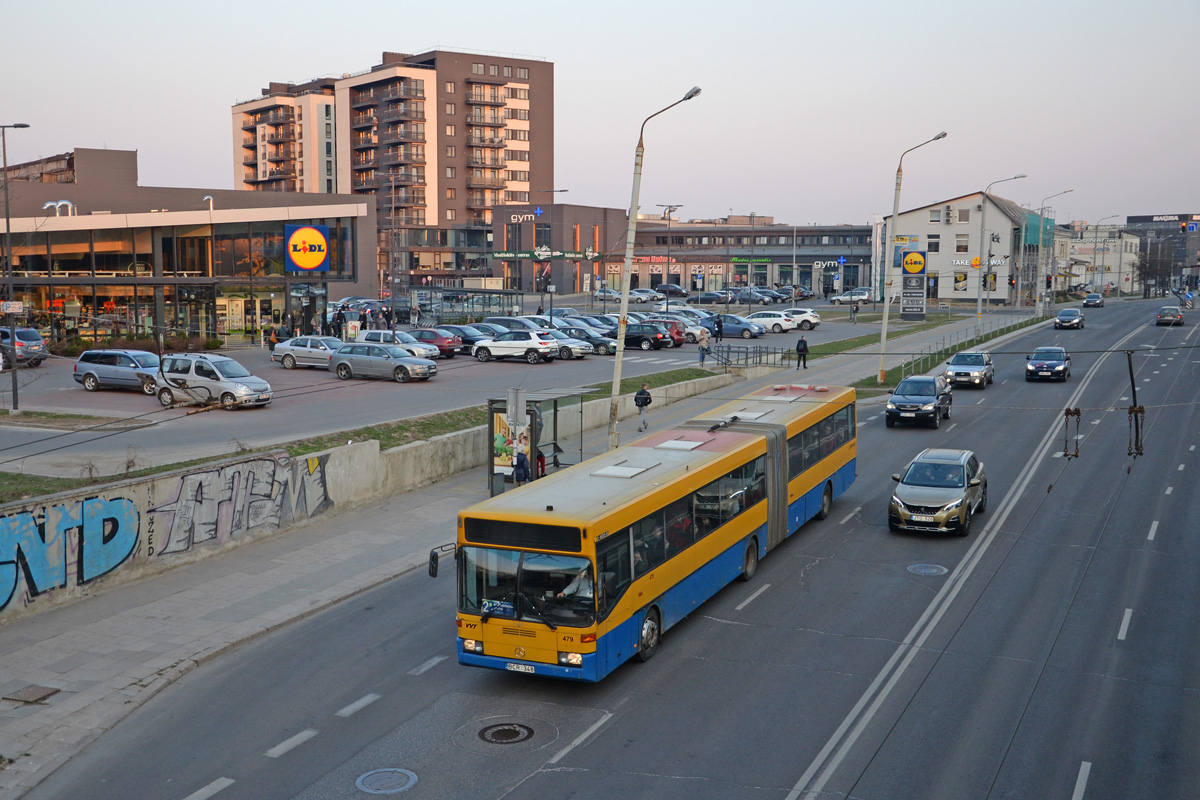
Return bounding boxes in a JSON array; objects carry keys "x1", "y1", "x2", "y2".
[{"x1": 4, "y1": 0, "x2": 1196, "y2": 227}]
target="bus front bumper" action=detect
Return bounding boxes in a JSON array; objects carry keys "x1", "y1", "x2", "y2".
[{"x1": 459, "y1": 645, "x2": 601, "y2": 682}]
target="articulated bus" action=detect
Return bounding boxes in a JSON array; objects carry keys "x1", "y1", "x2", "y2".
[{"x1": 440, "y1": 383, "x2": 857, "y2": 682}]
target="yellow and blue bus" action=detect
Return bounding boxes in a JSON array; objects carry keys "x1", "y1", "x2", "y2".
[{"x1": 445, "y1": 383, "x2": 856, "y2": 682}]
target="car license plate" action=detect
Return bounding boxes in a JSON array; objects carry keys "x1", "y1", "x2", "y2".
[
  {"x1": 901, "y1": 412, "x2": 915, "y2": 417},
  {"x1": 911, "y1": 514, "x2": 936, "y2": 523},
  {"x1": 505, "y1": 663, "x2": 534, "y2": 673},
  {"x1": 1039, "y1": 371, "x2": 1051, "y2": 376},
  {"x1": 258, "y1": 393, "x2": 271, "y2": 401}
]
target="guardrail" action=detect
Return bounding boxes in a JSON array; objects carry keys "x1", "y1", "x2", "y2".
[{"x1": 898, "y1": 310, "x2": 1042, "y2": 380}]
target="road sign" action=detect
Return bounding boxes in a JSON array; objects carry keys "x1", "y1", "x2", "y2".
[{"x1": 1, "y1": 302, "x2": 23, "y2": 314}]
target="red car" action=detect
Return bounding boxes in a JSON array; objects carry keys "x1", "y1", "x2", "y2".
[
  {"x1": 644, "y1": 318, "x2": 686, "y2": 348},
  {"x1": 408, "y1": 328, "x2": 464, "y2": 358}
]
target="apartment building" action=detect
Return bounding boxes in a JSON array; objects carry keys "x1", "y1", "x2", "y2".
[{"x1": 232, "y1": 50, "x2": 553, "y2": 293}]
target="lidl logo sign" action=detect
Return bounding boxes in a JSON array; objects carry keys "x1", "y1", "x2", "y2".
[
  {"x1": 902, "y1": 251, "x2": 927, "y2": 275},
  {"x1": 285, "y1": 225, "x2": 330, "y2": 272}
]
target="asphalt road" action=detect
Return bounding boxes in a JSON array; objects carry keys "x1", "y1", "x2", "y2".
[
  {"x1": 0, "y1": 313, "x2": 867, "y2": 477},
  {"x1": 23, "y1": 301, "x2": 1200, "y2": 799}
]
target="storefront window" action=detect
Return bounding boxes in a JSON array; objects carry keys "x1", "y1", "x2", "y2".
[
  {"x1": 251, "y1": 222, "x2": 285, "y2": 277},
  {"x1": 213, "y1": 223, "x2": 251, "y2": 277},
  {"x1": 94, "y1": 230, "x2": 134, "y2": 276},
  {"x1": 134, "y1": 229, "x2": 153, "y2": 277},
  {"x1": 216, "y1": 285, "x2": 253, "y2": 334},
  {"x1": 13, "y1": 232, "x2": 49, "y2": 276},
  {"x1": 49, "y1": 231, "x2": 91, "y2": 276},
  {"x1": 170, "y1": 225, "x2": 211, "y2": 277}
]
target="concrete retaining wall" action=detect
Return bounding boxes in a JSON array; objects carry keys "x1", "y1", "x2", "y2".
[{"x1": 0, "y1": 371, "x2": 739, "y2": 625}]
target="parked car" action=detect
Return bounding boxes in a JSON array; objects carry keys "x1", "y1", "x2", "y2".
[
  {"x1": 330, "y1": 343, "x2": 437, "y2": 382},
  {"x1": 0, "y1": 327, "x2": 47, "y2": 367},
  {"x1": 549, "y1": 307, "x2": 579, "y2": 318},
  {"x1": 780, "y1": 307, "x2": 821, "y2": 330},
  {"x1": 830, "y1": 287, "x2": 872, "y2": 304},
  {"x1": 355, "y1": 329, "x2": 440, "y2": 359},
  {"x1": 643, "y1": 317, "x2": 687, "y2": 347},
  {"x1": 943, "y1": 351, "x2": 995, "y2": 388},
  {"x1": 572, "y1": 315, "x2": 619, "y2": 336},
  {"x1": 756, "y1": 288, "x2": 789, "y2": 303},
  {"x1": 788, "y1": 286, "x2": 816, "y2": 301},
  {"x1": 623, "y1": 322, "x2": 670, "y2": 350},
  {"x1": 439, "y1": 324, "x2": 493, "y2": 347},
  {"x1": 1156, "y1": 306, "x2": 1185, "y2": 326},
  {"x1": 701, "y1": 314, "x2": 764, "y2": 339},
  {"x1": 746, "y1": 310, "x2": 797, "y2": 333},
  {"x1": 734, "y1": 288, "x2": 773, "y2": 306},
  {"x1": 408, "y1": 328, "x2": 465, "y2": 358},
  {"x1": 651, "y1": 314, "x2": 705, "y2": 343},
  {"x1": 629, "y1": 288, "x2": 665, "y2": 302},
  {"x1": 272, "y1": 336, "x2": 344, "y2": 369},
  {"x1": 888, "y1": 448, "x2": 988, "y2": 536},
  {"x1": 156, "y1": 353, "x2": 273, "y2": 409},
  {"x1": 593, "y1": 288, "x2": 621, "y2": 302},
  {"x1": 471, "y1": 321, "x2": 511, "y2": 338},
  {"x1": 482, "y1": 315, "x2": 545, "y2": 332},
  {"x1": 1025, "y1": 346, "x2": 1071, "y2": 381},
  {"x1": 885, "y1": 375, "x2": 952, "y2": 428},
  {"x1": 1082, "y1": 293, "x2": 1104, "y2": 308},
  {"x1": 472, "y1": 330, "x2": 559, "y2": 363},
  {"x1": 653, "y1": 300, "x2": 693, "y2": 313},
  {"x1": 688, "y1": 292, "x2": 727, "y2": 305},
  {"x1": 1054, "y1": 308, "x2": 1085, "y2": 329},
  {"x1": 656, "y1": 283, "x2": 689, "y2": 297},
  {"x1": 558, "y1": 325, "x2": 618, "y2": 355},
  {"x1": 539, "y1": 329, "x2": 594, "y2": 359},
  {"x1": 73, "y1": 349, "x2": 160, "y2": 394}
]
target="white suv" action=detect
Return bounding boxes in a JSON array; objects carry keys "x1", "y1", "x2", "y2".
[
  {"x1": 472, "y1": 330, "x2": 558, "y2": 363},
  {"x1": 156, "y1": 353, "x2": 273, "y2": 409}
]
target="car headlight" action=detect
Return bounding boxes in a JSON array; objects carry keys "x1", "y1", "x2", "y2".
[
  {"x1": 558, "y1": 652, "x2": 583, "y2": 667},
  {"x1": 891, "y1": 495, "x2": 906, "y2": 510},
  {"x1": 943, "y1": 498, "x2": 964, "y2": 512},
  {"x1": 463, "y1": 639, "x2": 484, "y2": 653},
  {"x1": 1026, "y1": 364, "x2": 1036, "y2": 370},
  {"x1": 1053, "y1": 365, "x2": 1065, "y2": 371},
  {"x1": 886, "y1": 402, "x2": 897, "y2": 410},
  {"x1": 970, "y1": 370, "x2": 982, "y2": 377},
  {"x1": 233, "y1": 382, "x2": 250, "y2": 393},
  {"x1": 921, "y1": 403, "x2": 935, "y2": 411}
]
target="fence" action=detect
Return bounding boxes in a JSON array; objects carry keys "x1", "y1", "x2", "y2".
[
  {"x1": 710, "y1": 343, "x2": 793, "y2": 370},
  {"x1": 897, "y1": 311, "x2": 1040, "y2": 380}
]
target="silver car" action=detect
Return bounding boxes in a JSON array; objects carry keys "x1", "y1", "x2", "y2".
[
  {"x1": 272, "y1": 336, "x2": 344, "y2": 369},
  {"x1": 330, "y1": 343, "x2": 438, "y2": 382},
  {"x1": 539, "y1": 329, "x2": 594, "y2": 359},
  {"x1": 156, "y1": 353, "x2": 273, "y2": 409}
]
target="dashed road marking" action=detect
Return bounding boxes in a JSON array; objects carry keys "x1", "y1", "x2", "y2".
[
  {"x1": 1071, "y1": 762, "x2": 1092, "y2": 800},
  {"x1": 1117, "y1": 608, "x2": 1133, "y2": 641},
  {"x1": 336, "y1": 693, "x2": 382, "y2": 717},
  {"x1": 181, "y1": 778, "x2": 235, "y2": 800},
  {"x1": 839, "y1": 506, "x2": 861, "y2": 525},
  {"x1": 736, "y1": 583, "x2": 772, "y2": 611},
  {"x1": 1148, "y1": 521, "x2": 1158, "y2": 541},
  {"x1": 408, "y1": 656, "x2": 448, "y2": 676},
  {"x1": 265, "y1": 729, "x2": 318, "y2": 758}
]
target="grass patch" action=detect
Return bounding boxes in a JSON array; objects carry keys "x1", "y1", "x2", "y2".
[
  {"x1": 286, "y1": 407, "x2": 490, "y2": 458},
  {"x1": 0, "y1": 410, "x2": 108, "y2": 422}
]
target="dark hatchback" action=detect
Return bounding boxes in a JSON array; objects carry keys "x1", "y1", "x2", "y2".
[
  {"x1": 1054, "y1": 308, "x2": 1085, "y2": 329},
  {"x1": 1025, "y1": 346, "x2": 1071, "y2": 381},
  {"x1": 439, "y1": 324, "x2": 493, "y2": 347},
  {"x1": 885, "y1": 375, "x2": 953, "y2": 429},
  {"x1": 624, "y1": 323, "x2": 670, "y2": 350}
]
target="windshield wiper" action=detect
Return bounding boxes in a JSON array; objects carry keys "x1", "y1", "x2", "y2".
[{"x1": 520, "y1": 607, "x2": 558, "y2": 630}]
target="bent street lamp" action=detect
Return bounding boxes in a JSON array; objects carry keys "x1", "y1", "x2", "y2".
[{"x1": 975, "y1": 173, "x2": 1026, "y2": 333}]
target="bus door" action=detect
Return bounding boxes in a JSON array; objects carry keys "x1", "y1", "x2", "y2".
[{"x1": 757, "y1": 426, "x2": 790, "y2": 550}]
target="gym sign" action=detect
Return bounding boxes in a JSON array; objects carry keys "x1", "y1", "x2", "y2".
[{"x1": 285, "y1": 225, "x2": 330, "y2": 272}]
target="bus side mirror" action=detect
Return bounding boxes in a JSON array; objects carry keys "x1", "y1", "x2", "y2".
[{"x1": 428, "y1": 550, "x2": 439, "y2": 578}]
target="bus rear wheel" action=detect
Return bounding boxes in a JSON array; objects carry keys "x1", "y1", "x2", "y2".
[
  {"x1": 636, "y1": 608, "x2": 660, "y2": 662},
  {"x1": 738, "y1": 537, "x2": 759, "y2": 582},
  {"x1": 816, "y1": 483, "x2": 833, "y2": 520}
]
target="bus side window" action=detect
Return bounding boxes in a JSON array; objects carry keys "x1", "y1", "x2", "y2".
[
  {"x1": 787, "y1": 432, "x2": 805, "y2": 479},
  {"x1": 694, "y1": 479, "x2": 724, "y2": 536},
  {"x1": 597, "y1": 534, "x2": 632, "y2": 617},
  {"x1": 663, "y1": 496, "x2": 693, "y2": 555},
  {"x1": 632, "y1": 517, "x2": 665, "y2": 577},
  {"x1": 819, "y1": 416, "x2": 837, "y2": 458},
  {"x1": 802, "y1": 426, "x2": 820, "y2": 471}
]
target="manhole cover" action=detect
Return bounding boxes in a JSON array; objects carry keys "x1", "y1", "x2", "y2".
[
  {"x1": 908, "y1": 563, "x2": 949, "y2": 576},
  {"x1": 479, "y1": 723, "x2": 534, "y2": 744},
  {"x1": 3, "y1": 685, "x2": 60, "y2": 704},
  {"x1": 355, "y1": 768, "x2": 417, "y2": 795}
]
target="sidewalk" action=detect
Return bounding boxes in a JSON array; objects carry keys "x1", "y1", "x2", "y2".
[{"x1": 0, "y1": 309, "x2": 1038, "y2": 799}]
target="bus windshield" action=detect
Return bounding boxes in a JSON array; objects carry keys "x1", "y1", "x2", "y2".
[{"x1": 459, "y1": 546, "x2": 594, "y2": 628}]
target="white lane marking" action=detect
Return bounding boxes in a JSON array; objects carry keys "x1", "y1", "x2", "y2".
[
  {"x1": 946, "y1": 423, "x2": 957, "y2": 432},
  {"x1": 1071, "y1": 762, "x2": 1092, "y2": 800},
  {"x1": 1154, "y1": 370, "x2": 1161, "y2": 374},
  {"x1": 408, "y1": 655, "x2": 448, "y2": 676},
  {"x1": 736, "y1": 583, "x2": 772, "y2": 611},
  {"x1": 1148, "y1": 521, "x2": 1158, "y2": 541},
  {"x1": 181, "y1": 778, "x2": 235, "y2": 800},
  {"x1": 1179, "y1": 464, "x2": 1186, "y2": 471},
  {"x1": 1075, "y1": 435, "x2": 1086, "y2": 440},
  {"x1": 868, "y1": 415, "x2": 880, "y2": 421},
  {"x1": 1117, "y1": 608, "x2": 1133, "y2": 641},
  {"x1": 976, "y1": 398, "x2": 986, "y2": 405},
  {"x1": 548, "y1": 711, "x2": 613, "y2": 765},
  {"x1": 1191, "y1": 446, "x2": 1196, "y2": 452},
  {"x1": 1166, "y1": 487, "x2": 1173, "y2": 495},
  {"x1": 265, "y1": 729, "x2": 318, "y2": 758},
  {"x1": 1091, "y1": 420, "x2": 1100, "y2": 425},
  {"x1": 1052, "y1": 451, "x2": 1064, "y2": 458},
  {"x1": 336, "y1": 693, "x2": 382, "y2": 717},
  {"x1": 839, "y1": 506, "x2": 861, "y2": 525},
  {"x1": 1143, "y1": 379, "x2": 1151, "y2": 382},
  {"x1": 1001, "y1": 379, "x2": 1008, "y2": 384}
]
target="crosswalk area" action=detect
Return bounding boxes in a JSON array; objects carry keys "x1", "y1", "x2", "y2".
[{"x1": 620, "y1": 355, "x2": 697, "y2": 365}]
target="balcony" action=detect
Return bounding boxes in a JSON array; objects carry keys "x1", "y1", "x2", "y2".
[
  {"x1": 260, "y1": 109, "x2": 296, "y2": 125},
  {"x1": 466, "y1": 155, "x2": 507, "y2": 168},
  {"x1": 243, "y1": 154, "x2": 258, "y2": 165},
  {"x1": 351, "y1": 113, "x2": 378, "y2": 129},
  {"x1": 352, "y1": 134, "x2": 378, "y2": 150},
  {"x1": 267, "y1": 147, "x2": 297, "y2": 162},
  {"x1": 380, "y1": 128, "x2": 426, "y2": 145},
  {"x1": 466, "y1": 175, "x2": 506, "y2": 190},
  {"x1": 465, "y1": 135, "x2": 505, "y2": 148},
  {"x1": 382, "y1": 84, "x2": 425, "y2": 101},
  {"x1": 465, "y1": 215, "x2": 493, "y2": 228},
  {"x1": 259, "y1": 180, "x2": 298, "y2": 192},
  {"x1": 465, "y1": 113, "x2": 506, "y2": 127},
  {"x1": 380, "y1": 104, "x2": 424, "y2": 123},
  {"x1": 465, "y1": 92, "x2": 505, "y2": 106},
  {"x1": 351, "y1": 173, "x2": 377, "y2": 190},
  {"x1": 242, "y1": 136, "x2": 256, "y2": 147},
  {"x1": 265, "y1": 126, "x2": 297, "y2": 143},
  {"x1": 383, "y1": 191, "x2": 426, "y2": 208},
  {"x1": 466, "y1": 195, "x2": 495, "y2": 209},
  {"x1": 381, "y1": 147, "x2": 425, "y2": 165},
  {"x1": 378, "y1": 170, "x2": 425, "y2": 187},
  {"x1": 264, "y1": 166, "x2": 297, "y2": 180},
  {"x1": 352, "y1": 154, "x2": 378, "y2": 170},
  {"x1": 351, "y1": 90, "x2": 380, "y2": 108}
]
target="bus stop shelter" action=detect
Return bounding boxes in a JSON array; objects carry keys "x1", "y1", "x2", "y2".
[{"x1": 486, "y1": 388, "x2": 590, "y2": 496}]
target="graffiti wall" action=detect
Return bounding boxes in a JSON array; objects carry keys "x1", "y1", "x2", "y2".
[{"x1": 0, "y1": 451, "x2": 333, "y2": 622}]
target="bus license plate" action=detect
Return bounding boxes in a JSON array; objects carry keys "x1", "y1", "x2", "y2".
[
  {"x1": 911, "y1": 514, "x2": 935, "y2": 523},
  {"x1": 506, "y1": 663, "x2": 534, "y2": 673}
]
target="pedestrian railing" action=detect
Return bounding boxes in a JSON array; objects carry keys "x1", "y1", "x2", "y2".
[
  {"x1": 898, "y1": 311, "x2": 1041, "y2": 380},
  {"x1": 711, "y1": 344, "x2": 792, "y2": 371}
]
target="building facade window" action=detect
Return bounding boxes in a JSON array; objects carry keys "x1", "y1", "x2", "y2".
[
  {"x1": 325, "y1": 123, "x2": 332, "y2": 138},
  {"x1": 445, "y1": 103, "x2": 455, "y2": 115},
  {"x1": 445, "y1": 124, "x2": 455, "y2": 136},
  {"x1": 445, "y1": 81, "x2": 455, "y2": 93},
  {"x1": 503, "y1": 66, "x2": 513, "y2": 77},
  {"x1": 446, "y1": 188, "x2": 456, "y2": 199},
  {"x1": 927, "y1": 234, "x2": 940, "y2": 253},
  {"x1": 958, "y1": 208, "x2": 970, "y2": 223},
  {"x1": 489, "y1": 64, "x2": 499, "y2": 76},
  {"x1": 446, "y1": 145, "x2": 456, "y2": 157},
  {"x1": 506, "y1": 129, "x2": 529, "y2": 141},
  {"x1": 506, "y1": 149, "x2": 530, "y2": 161},
  {"x1": 505, "y1": 191, "x2": 530, "y2": 203},
  {"x1": 507, "y1": 108, "x2": 529, "y2": 120},
  {"x1": 446, "y1": 209, "x2": 456, "y2": 220},
  {"x1": 325, "y1": 142, "x2": 332, "y2": 156},
  {"x1": 505, "y1": 170, "x2": 529, "y2": 182},
  {"x1": 446, "y1": 167, "x2": 456, "y2": 178},
  {"x1": 517, "y1": 67, "x2": 529, "y2": 79},
  {"x1": 507, "y1": 87, "x2": 529, "y2": 100},
  {"x1": 326, "y1": 179, "x2": 333, "y2": 192},
  {"x1": 929, "y1": 209, "x2": 941, "y2": 223},
  {"x1": 472, "y1": 63, "x2": 484, "y2": 75},
  {"x1": 956, "y1": 234, "x2": 969, "y2": 253}
]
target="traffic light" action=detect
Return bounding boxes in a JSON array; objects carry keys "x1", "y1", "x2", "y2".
[
  {"x1": 1009, "y1": 275, "x2": 1016, "y2": 287},
  {"x1": 1046, "y1": 276, "x2": 1052, "y2": 290},
  {"x1": 1183, "y1": 222, "x2": 1189, "y2": 235}
]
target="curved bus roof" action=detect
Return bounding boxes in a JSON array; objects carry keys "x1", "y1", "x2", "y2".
[{"x1": 461, "y1": 383, "x2": 854, "y2": 533}]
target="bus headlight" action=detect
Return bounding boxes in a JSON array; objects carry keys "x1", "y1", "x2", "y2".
[
  {"x1": 558, "y1": 652, "x2": 583, "y2": 667},
  {"x1": 463, "y1": 639, "x2": 483, "y2": 653}
]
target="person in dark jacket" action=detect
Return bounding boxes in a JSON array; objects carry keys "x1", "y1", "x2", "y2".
[
  {"x1": 795, "y1": 335, "x2": 809, "y2": 369},
  {"x1": 713, "y1": 315, "x2": 723, "y2": 343},
  {"x1": 635, "y1": 383, "x2": 652, "y2": 431},
  {"x1": 513, "y1": 448, "x2": 530, "y2": 486}
]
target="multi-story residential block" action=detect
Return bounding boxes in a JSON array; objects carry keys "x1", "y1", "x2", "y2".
[{"x1": 233, "y1": 50, "x2": 553, "y2": 294}]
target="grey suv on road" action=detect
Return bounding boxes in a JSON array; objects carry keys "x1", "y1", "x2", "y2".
[
  {"x1": 156, "y1": 353, "x2": 273, "y2": 409},
  {"x1": 73, "y1": 349, "x2": 160, "y2": 394},
  {"x1": 886, "y1": 375, "x2": 953, "y2": 429}
]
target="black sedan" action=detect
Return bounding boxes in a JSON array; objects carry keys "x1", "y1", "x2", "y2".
[
  {"x1": 439, "y1": 324, "x2": 493, "y2": 347},
  {"x1": 1026, "y1": 347, "x2": 1071, "y2": 381},
  {"x1": 1054, "y1": 309, "x2": 1085, "y2": 329},
  {"x1": 688, "y1": 292, "x2": 728, "y2": 305}
]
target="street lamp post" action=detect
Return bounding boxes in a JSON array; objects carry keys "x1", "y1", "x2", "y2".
[
  {"x1": 877, "y1": 131, "x2": 947, "y2": 385},
  {"x1": 1091, "y1": 214, "x2": 1118, "y2": 291},
  {"x1": 746, "y1": 212, "x2": 756, "y2": 315},
  {"x1": 975, "y1": 174, "x2": 1026, "y2": 333},
  {"x1": 608, "y1": 87, "x2": 701, "y2": 450},
  {"x1": 657, "y1": 203, "x2": 682, "y2": 313},
  {"x1": 533, "y1": 189, "x2": 569, "y2": 316},
  {"x1": 2, "y1": 123, "x2": 30, "y2": 412},
  {"x1": 1036, "y1": 188, "x2": 1073, "y2": 316}
]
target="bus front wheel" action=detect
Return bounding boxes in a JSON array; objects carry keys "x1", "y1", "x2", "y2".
[
  {"x1": 636, "y1": 608, "x2": 660, "y2": 662},
  {"x1": 738, "y1": 538, "x2": 759, "y2": 582},
  {"x1": 816, "y1": 483, "x2": 833, "y2": 520}
]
